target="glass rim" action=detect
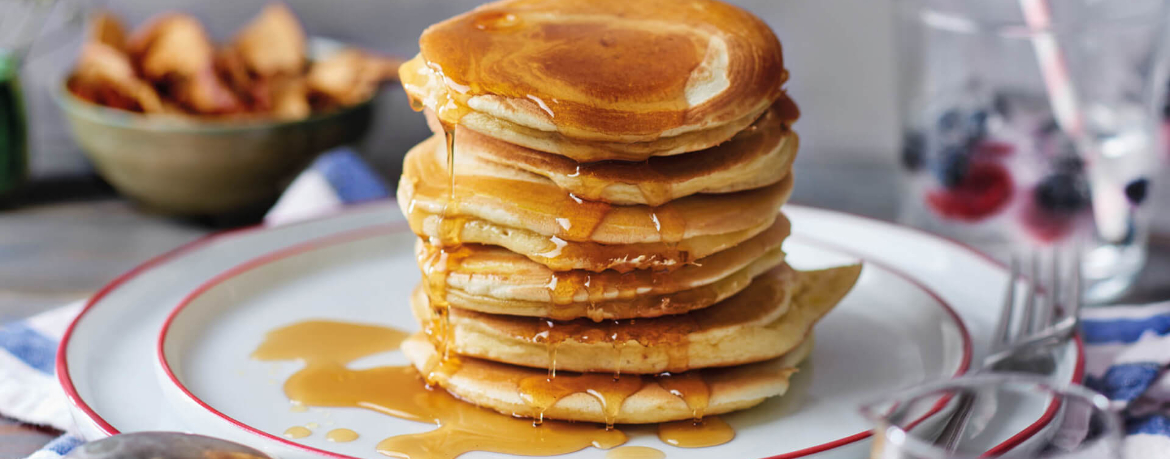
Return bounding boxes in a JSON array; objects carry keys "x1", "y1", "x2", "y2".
[
  {"x1": 894, "y1": 0, "x2": 1170, "y2": 36},
  {"x1": 859, "y1": 373, "x2": 1121, "y2": 459}
]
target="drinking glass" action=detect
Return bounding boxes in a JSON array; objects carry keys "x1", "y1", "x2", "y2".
[
  {"x1": 861, "y1": 374, "x2": 1122, "y2": 459},
  {"x1": 894, "y1": 0, "x2": 1170, "y2": 302}
]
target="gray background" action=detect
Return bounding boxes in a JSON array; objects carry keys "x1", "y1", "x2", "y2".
[{"x1": 19, "y1": 0, "x2": 900, "y2": 180}]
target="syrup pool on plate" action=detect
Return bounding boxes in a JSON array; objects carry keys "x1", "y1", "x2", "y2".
[{"x1": 252, "y1": 319, "x2": 743, "y2": 458}]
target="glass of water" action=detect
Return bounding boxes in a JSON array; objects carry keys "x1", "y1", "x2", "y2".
[
  {"x1": 895, "y1": 0, "x2": 1170, "y2": 302},
  {"x1": 861, "y1": 374, "x2": 1122, "y2": 459}
]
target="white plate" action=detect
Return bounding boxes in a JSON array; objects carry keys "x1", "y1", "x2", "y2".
[
  {"x1": 57, "y1": 204, "x2": 1084, "y2": 459},
  {"x1": 152, "y1": 226, "x2": 967, "y2": 459}
]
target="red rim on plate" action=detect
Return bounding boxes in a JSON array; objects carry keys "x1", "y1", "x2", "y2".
[
  {"x1": 57, "y1": 203, "x2": 1086, "y2": 457},
  {"x1": 54, "y1": 200, "x2": 394, "y2": 436},
  {"x1": 151, "y1": 224, "x2": 973, "y2": 458}
]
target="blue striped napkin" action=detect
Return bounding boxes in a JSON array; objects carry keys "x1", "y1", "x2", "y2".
[
  {"x1": 1082, "y1": 304, "x2": 1170, "y2": 458},
  {"x1": 3, "y1": 149, "x2": 1170, "y2": 458},
  {"x1": 0, "y1": 148, "x2": 388, "y2": 459}
]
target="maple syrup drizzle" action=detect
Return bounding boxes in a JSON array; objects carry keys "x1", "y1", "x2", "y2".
[
  {"x1": 399, "y1": 130, "x2": 810, "y2": 275},
  {"x1": 649, "y1": 204, "x2": 687, "y2": 247},
  {"x1": 518, "y1": 371, "x2": 645, "y2": 430},
  {"x1": 253, "y1": 320, "x2": 626, "y2": 458},
  {"x1": 656, "y1": 371, "x2": 710, "y2": 422},
  {"x1": 507, "y1": 308, "x2": 699, "y2": 373},
  {"x1": 657, "y1": 416, "x2": 736, "y2": 448},
  {"x1": 409, "y1": 86, "x2": 472, "y2": 385},
  {"x1": 416, "y1": 1, "x2": 754, "y2": 137},
  {"x1": 512, "y1": 362, "x2": 717, "y2": 432}
]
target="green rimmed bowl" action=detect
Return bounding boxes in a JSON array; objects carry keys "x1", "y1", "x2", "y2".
[
  {"x1": 57, "y1": 34, "x2": 376, "y2": 216},
  {"x1": 55, "y1": 77, "x2": 374, "y2": 216}
]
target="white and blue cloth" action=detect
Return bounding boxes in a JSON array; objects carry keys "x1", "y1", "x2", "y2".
[
  {"x1": 2, "y1": 149, "x2": 1170, "y2": 458},
  {"x1": 1082, "y1": 304, "x2": 1170, "y2": 458}
]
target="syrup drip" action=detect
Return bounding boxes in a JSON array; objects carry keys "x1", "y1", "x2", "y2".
[
  {"x1": 637, "y1": 162, "x2": 675, "y2": 209},
  {"x1": 512, "y1": 363, "x2": 716, "y2": 431},
  {"x1": 657, "y1": 417, "x2": 735, "y2": 448},
  {"x1": 534, "y1": 261, "x2": 684, "y2": 307},
  {"x1": 656, "y1": 371, "x2": 710, "y2": 422},
  {"x1": 253, "y1": 320, "x2": 626, "y2": 458},
  {"x1": 518, "y1": 372, "x2": 644, "y2": 430},
  {"x1": 418, "y1": 123, "x2": 467, "y2": 384},
  {"x1": 405, "y1": 132, "x2": 639, "y2": 251},
  {"x1": 417, "y1": 244, "x2": 469, "y2": 379},
  {"x1": 649, "y1": 204, "x2": 686, "y2": 247},
  {"x1": 512, "y1": 309, "x2": 699, "y2": 373}
]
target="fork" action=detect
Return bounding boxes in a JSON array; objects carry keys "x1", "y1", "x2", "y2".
[{"x1": 933, "y1": 248, "x2": 1083, "y2": 451}]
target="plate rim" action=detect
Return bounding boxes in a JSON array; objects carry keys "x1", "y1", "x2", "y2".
[
  {"x1": 54, "y1": 201, "x2": 395, "y2": 436},
  {"x1": 55, "y1": 202, "x2": 1086, "y2": 456},
  {"x1": 151, "y1": 225, "x2": 974, "y2": 458}
]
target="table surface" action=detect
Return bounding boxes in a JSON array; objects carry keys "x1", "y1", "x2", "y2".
[{"x1": 2, "y1": 162, "x2": 1169, "y2": 457}]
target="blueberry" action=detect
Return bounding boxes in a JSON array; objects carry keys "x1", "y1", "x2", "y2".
[
  {"x1": 1034, "y1": 173, "x2": 1090, "y2": 214},
  {"x1": 936, "y1": 145, "x2": 970, "y2": 188},
  {"x1": 901, "y1": 131, "x2": 926, "y2": 171},
  {"x1": 1125, "y1": 178, "x2": 1149, "y2": 205},
  {"x1": 1052, "y1": 154, "x2": 1085, "y2": 174},
  {"x1": 993, "y1": 93, "x2": 1012, "y2": 118},
  {"x1": 1038, "y1": 118, "x2": 1061, "y2": 136},
  {"x1": 966, "y1": 110, "x2": 989, "y2": 141},
  {"x1": 938, "y1": 109, "x2": 962, "y2": 132}
]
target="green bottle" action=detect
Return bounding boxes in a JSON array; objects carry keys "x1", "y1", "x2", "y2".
[{"x1": 0, "y1": 50, "x2": 27, "y2": 197}]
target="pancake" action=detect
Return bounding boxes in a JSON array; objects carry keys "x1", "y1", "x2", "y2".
[
  {"x1": 424, "y1": 103, "x2": 798, "y2": 206},
  {"x1": 413, "y1": 264, "x2": 861, "y2": 374},
  {"x1": 411, "y1": 211, "x2": 779, "y2": 273},
  {"x1": 442, "y1": 234, "x2": 784, "y2": 321},
  {"x1": 399, "y1": 0, "x2": 791, "y2": 160},
  {"x1": 398, "y1": 135, "x2": 793, "y2": 271},
  {"x1": 419, "y1": 218, "x2": 789, "y2": 307},
  {"x1": 402, "y1": 332, "x2": 813, "y2": 424}
]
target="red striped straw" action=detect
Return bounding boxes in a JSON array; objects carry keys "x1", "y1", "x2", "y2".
[
  {"x1": 1020, "y1": 0, "x2": 1138, "y2": 243},
  {"x1": 1020, "y1": 0, "x2": 1086, "y2": 140}
]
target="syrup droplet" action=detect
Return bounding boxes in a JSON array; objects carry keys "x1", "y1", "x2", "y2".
[
  {"x1": 326, "y1": 428, "x2": 360, "y2": 443},
  {"x1": 283, "y1": 426, "x2": 312, "y2": 439},
  {"x1": 657, "y1": 416, "x2": 735, "y2": 447},
  {"x1": 606, "y1": 445, "x2": 667, "y2": 459}
]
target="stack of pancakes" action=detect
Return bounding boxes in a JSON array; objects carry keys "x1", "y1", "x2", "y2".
[{"x1": 395, "y1": 0, "x2": 861, "y2": 426}]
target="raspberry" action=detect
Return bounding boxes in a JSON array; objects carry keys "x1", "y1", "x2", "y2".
[{"x1": 926, "y1": 161, "x2": 1014, "y2": 222}]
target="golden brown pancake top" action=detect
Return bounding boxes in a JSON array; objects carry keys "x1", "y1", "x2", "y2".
[{"x1": 413, "y1": 0, "x2": 788, "y2": 139}]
